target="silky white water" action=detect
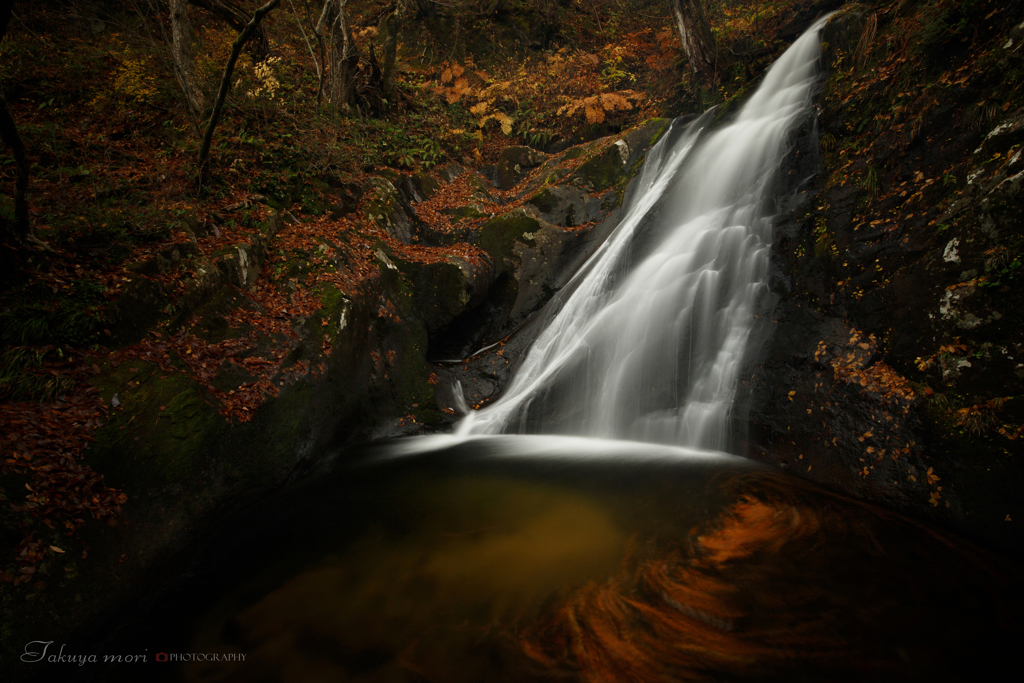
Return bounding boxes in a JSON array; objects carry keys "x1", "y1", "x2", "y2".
[{"x1": 457, "y1": 16, "x2": 830, "y2": 450}]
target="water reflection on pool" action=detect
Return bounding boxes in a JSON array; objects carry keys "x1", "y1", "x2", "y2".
[{"x1": 83, "y1": 437, "x2": 1022, "y2": 682}]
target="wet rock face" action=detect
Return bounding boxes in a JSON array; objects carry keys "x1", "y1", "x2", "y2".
[
  {"x1": 421, "y1": 120, "x2": 671, "y2": 361},
  {"x1": 744, "y1": 7, "x2": 1024, "y2": 561},
  {"x1": 390, "y1": 251, "x2": 493, "y2": 337},
  {"x1": 743, "y1": 302, "x2": 930, "y2": 512}
]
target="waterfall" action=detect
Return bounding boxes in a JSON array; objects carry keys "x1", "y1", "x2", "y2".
[{"x1": 457, "y1": 16, "x2": 830, "y2": 450}]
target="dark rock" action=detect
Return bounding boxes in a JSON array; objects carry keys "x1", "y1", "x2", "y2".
[
  {"x1": 211, "y1": 359, "x2": 257, "y2": 393},
  {"x1": 105, "y1": 276, "x2": 168, "y2": 345},
  {"x1": 326, "y1": 182, "x2": 363, "y2": 219},
  {"x1": 391, "y1": 250, "x2": 493, "y2": 336},
  {"x1": 466, "y1": 171, "x2": 503, "y2": 204},
  {"x1": 215, "y1": 243, "x2": 262, "y2": 290},
  {"x1": 364, "y1": 176, "x2": 424, "y2": 244},
  {"x1": 567, "y1": 139, "x2": 631, "y2": 192},
  {"x1": 395, "y1": 172, "x2": 441, "y2": 204},
  {"x1": 126, "y1": 241, "x2": 199, "y2": 276},
  {"x1": 436, "y1": 163, "x2": 465, "y2": 183},
  {"x1": 525, "y1": 185, "x2": 601, "y2": 227},
  {"x1": 441, "y1": 204, "x2": 491, "y2": 222},
  {"x1": 495, "y1": 145, "x2": 547, "y2": 189},
  {"x1": 741, "y1": 8, "x2": 1024, "y2": 562}
]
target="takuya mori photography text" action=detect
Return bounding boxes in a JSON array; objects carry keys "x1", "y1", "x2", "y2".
[{"x1": 20, "y1": 641, "x2": 247, "y2": 665}]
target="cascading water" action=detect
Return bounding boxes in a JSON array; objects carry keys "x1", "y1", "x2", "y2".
[{"x1": 457, "y1": 16, "x2": 831, "y2": 450}]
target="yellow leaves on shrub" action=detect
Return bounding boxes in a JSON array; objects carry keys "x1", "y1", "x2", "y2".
[
  {"x1": 447, "y1": 78, "x2": 471, "y2": 103},
  {"x1": 440, "y1": 62, "x2": 464, "y2": 84},
  {"x1": 558, "y1": 90, "x2": 645, "y2": 125},
  {"x1": 104, "y1": 48, "x2": 158, "y2": 107},
  {"x1": 479, "y1": 112, "x2": 513, "y2": 136},
  {"x1": 583, "y1": 102, "x2": 604, "y2": 124},
  {"x1": 436, "y1": 62, "x2": 473, "y2": 103}
]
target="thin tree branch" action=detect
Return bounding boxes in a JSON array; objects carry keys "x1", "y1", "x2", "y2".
[{"x1": 197, "y1": 0, "x2": 282, "y2": 185}]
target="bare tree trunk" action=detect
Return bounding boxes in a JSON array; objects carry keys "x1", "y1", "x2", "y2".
[
  {"x1": 198, "y1": 0, "x2": 282, "y2": 184},
  {"x1": 170, "y1": 0, "x2": 206, "y2": 113},
  {"x1": 0, "y1": 0, "x2": 30, "y2": 251},
  {"x1": 670, "y1": 0, "x2": 717, "y2": 82},
  {"x1": 320, "y1": 0, "x2": 360, "y2": 111},
  {"x1": 190, "y1": 0, "x2": 271, "y2": 62},
  {"x1": 0, "y1": 90, "x2": 28, "y2": 246},
  {"x1": 380, "y1": 0, "x2": 409, "y2": 110}
]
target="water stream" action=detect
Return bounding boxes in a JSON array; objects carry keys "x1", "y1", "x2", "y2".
[{"x1": 457, "y1": 15, "x2": 829, "y2": 450}]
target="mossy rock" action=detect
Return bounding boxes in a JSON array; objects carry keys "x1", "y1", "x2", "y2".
[
  {"x1": 396, "y1": 172, "x2": 442, "y2": 203},
  {"x1": 821, "y1": 4, "x2": 870, "y2": 66},
  {"x1": 442, "y1": 205, "x2": 491, "y2": 222},
  {"x1": 622, "y1": 119, "x2": 671, "y2": 165},
  {"x1": 125, "y1": 241, "x2": 198, "y2": 277},
  {"x1": 496, "y1": 146, "x2": 547, "y2": 189},
  {"x1": 560, "y1": 147, "x2": 584, "y2": 161},
  {"x1": 479, "y1": 209, "x2": 542, "y2": 273},
  {"x1": 466, "y1": 172, "x2": 502, "y2": 204},
  {"x1": 88, "y1": 363, "x2": 223, "y2": 494},
  {"x1": 188, "y1": 286, "x2": 256, "y2": 344},
  {"x1": 526, "y1": 186, "x2": 600, "y2": 227},
  {"x1": 364, "y1": 176, "x2": 421, "y2": 244},
  {"x1": 567, "y1": 140, "x2": 631, "y2": 192}
]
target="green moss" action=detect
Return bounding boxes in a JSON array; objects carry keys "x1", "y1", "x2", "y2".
[
  {"x1": 316, "y1": 284, "x2": 350, "y2": 319},
  {"x1": 391, "y1": 323, "x2": 431, "y2": 406},
  {"x1": 527, "y1": 187, "x2": 559, "y2": 214},
  {"x1": 712, "y1": 83, "x2": 752, "y2": 125},
  {"x1": 88, "y1": 363, "x2": 222, "y2": 491},
  {"x1": 646, "y1": 119, "x2": 670, "y2": 146},
  {"x1": 364, "y1": 177, "x2": 407, "y2": 231},
  {"x1": 569, "y1": 144, "x2": 627, "y2": 192},
  {"x1": 375, "y1": 272, "x2": 433, "y2": 408},
  {"x1": 407, "y1": 172, "x2": 441, "y2": 200},
  {"x1": 442, "y1": 205, "x2": 490, "y2": 221},
  {"x1": 464, "y1": 173, "x2": 501, "y2": 203},
  {"x1": 188, "y1": 286, "x2": 252, "y2": 344},
  {"x1": 479, "y1": 209, "x2": 542, "y2": 269}
]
